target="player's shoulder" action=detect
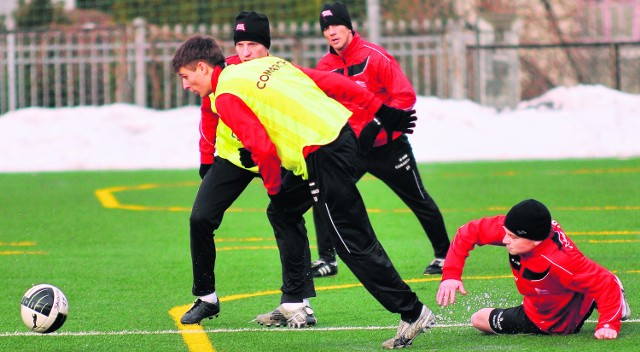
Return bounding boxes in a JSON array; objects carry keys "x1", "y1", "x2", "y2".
[
  {"x1": 357, "y1": 37, "x2": 393, "y2": 60},
  {"x1": 317, "y1": 52, "x2": 340, "y2": 69},
  {"x1": 537, "y1": 236, "x2": 582, "y2": 271}
]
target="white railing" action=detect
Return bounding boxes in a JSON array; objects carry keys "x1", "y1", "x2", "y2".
[{"x1": 0, "y1": 19, "x2": 472, "y2": 114}]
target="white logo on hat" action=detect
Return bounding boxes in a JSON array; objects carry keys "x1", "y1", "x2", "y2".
[
  {"x1": 236, "y1": 23, "x2": 246, "y2": 31},
  {"x1": 321, "y1": 10, "x2": 334, "y2": 18}
]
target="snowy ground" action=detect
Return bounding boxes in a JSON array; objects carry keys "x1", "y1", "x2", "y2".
[{"x1": 1, "y1": 85, "x2": 639, "y2": 173}]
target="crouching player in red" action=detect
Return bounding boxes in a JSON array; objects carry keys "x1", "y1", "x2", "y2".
[{"x1": 437, "y1": 199, "x2": 631, "y2": 339}]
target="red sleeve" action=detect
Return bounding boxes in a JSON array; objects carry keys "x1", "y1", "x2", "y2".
[
  {"x1": 563, "y1": 256, "x2": 624, "y2": 332},
  {"x1": 547, "y1": 232, "x2": 626, "y2": 333},
  {"x1": 442, "y1": 216, "x2": 507, "y2": 281},
  {"x1": 299, "y1": 67, "x2": 382, "y2": 136},
  {"x1": 214, "y1": 93, "x2": 283, "y2": 195},
  {"x1": 300, "y1": 67, "x2": 383, "y2": 113},
  {"x1": 199, "y1": 96, "x2": 218, "y2": 164},
  {"x1": 376, "y1": 53, "x2": 416, "y2": 110}
]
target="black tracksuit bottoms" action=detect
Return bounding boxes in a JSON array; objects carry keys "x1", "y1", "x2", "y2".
[
  {"x1": 313, "y1": 134, "x2": 450, "y2": 263},
  {"x1": 189, "y1": 156, "x2": 260, "y2": 296},
  {"x1": 268, "y1": 125, "x2": 424, "y2": 321}
]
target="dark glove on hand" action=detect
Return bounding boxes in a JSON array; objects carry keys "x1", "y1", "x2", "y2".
[
  {"x1": 199, "y1": 163, "x2": 212, "y2": 179},
  {"x1": 374, "y1": 104, "x2": 417, "y2": 143},
  {"x1": 357, "y1": 118, "x2": 383, "y2": 156},
  {"x1": 238, "y1": 148, "x2": 256, "y2": 168}
]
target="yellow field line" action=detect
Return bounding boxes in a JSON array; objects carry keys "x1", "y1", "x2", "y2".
[
  {"x1": 568, "y1": 231, "x2": 640, "y2": 236},
  {"x1": 0, "y1": 242, "x2": 45, "y2": 255},
  {"x1": 168, "y1": 306, "x2": 215, "y2": 352},
  {"x1": 0, "y1": 241, "x2": 38, "y2": 247},
  {"x1": 95, "y1": 183, "x2": 640, "y2": 213},
  {"x1": 0, "y1": 250, "x2": 47, "y2": 256},
  {"x1": 585, "y1": 239, "x2": 640, "y2": 244}
]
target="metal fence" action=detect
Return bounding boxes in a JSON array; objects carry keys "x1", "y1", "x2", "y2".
[
  {"x1": 2, "y1": 17, "x2": 640, "y2": 115},
  {"x1": 0, "y1": 19, "x2": 468, "y2": 114},
  {"x1": 466, "y1": 41, "x2": 640, "y2": 106}
]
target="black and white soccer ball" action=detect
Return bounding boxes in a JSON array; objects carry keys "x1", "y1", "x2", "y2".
[{"x1": 20, "y1": 284, "x2": 69, "y2": 333}]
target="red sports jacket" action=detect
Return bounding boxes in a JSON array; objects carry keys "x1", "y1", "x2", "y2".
[
  {"x1": 443, "y1": 215, "x2": 625, "y2": 334},
  {"x1": 316, "y1": 32, "x2": 416, "y2": 147}
]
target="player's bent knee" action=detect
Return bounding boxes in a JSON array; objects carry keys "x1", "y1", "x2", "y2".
[{"x1": 470, "y1": 308, "x2": 494, "y2": 333}]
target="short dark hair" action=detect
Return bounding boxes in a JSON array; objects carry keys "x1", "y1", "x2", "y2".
[{"x1": 171, "y1": 35, "x2": 225, "y2": 73}]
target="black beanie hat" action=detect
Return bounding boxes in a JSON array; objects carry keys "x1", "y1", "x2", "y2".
[
  {"x1": 504, "y1": 199, "x2": 552, "y2": 241},
  {"x1": 319, "y1": 2, "x2": 353, "y2": 32},
  {"x1": 234, "y1": 11, "x2": 271, "y2": 49}
]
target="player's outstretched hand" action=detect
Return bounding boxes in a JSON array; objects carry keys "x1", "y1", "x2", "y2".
[
  {"x1": 436, "y1": 279, "x2": 467, "y2": 307},
  {"x1": 374, "y1": 105, "x2": 417, "y2": 142},
  {"x1": 594, "y1": 327, "x2": 618, "y2": 339}
]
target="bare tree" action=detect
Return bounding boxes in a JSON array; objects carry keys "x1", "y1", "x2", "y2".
[{"x1": 539, "y1": 0, "x2": 585, "y2": 82}]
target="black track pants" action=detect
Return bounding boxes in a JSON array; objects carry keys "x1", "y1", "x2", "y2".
[
  {"x1": 306, "y1": 126, "x2": 423, "y2": 320},
  {"x1": 313, "y1": 134, "x2": 450, "y2": 262},
  {"x1": 189, "y1": 157, "x2": 259, "y2": 296}
]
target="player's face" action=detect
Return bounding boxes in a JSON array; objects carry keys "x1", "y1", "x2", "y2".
[
  {"x1": 322, "y1": 24, "x2": 353, "y2": 55},
  {"x1": 177, "y1": 62, "x2": 212, "y2": 97},
  {"x1": 235, "y1": 41, "x2": 269, "y2": 62},
  {"x1": 502, "y1": 227, "x2": 540, "y2": 255}
]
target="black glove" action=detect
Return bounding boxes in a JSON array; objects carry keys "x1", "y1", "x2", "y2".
[
  {"x1": 357, "y1": 118, "x2": 383, "y2": 156},
  {"x1": 374, "y1": 104, "x2": 417, "y2": 143},
  {"x1": 199, "y1": 163, "x2": 212, "y2": 179},
  {"x1": 238, "y1": 148, "x2": 256, "y2": 168}
]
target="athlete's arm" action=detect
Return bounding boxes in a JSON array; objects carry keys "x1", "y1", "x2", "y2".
[{"x1": 214, "y1": 93, "x2": 283, "y2": 195}]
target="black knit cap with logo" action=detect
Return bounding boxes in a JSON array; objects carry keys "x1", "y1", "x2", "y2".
[
  {"x1": 319, "y1": 2, "x2": 353, "y2": 32},
  {"x1": 234, "y1": 11, "x2": 271, "y2": 49},
  {"x1": 504, "y1": 199, "x2": 552, "y2": 241}
]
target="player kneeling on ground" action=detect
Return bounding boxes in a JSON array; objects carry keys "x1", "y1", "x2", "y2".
[{"x1": 437, "y1": 199, "x2": 631, "y2": 339}]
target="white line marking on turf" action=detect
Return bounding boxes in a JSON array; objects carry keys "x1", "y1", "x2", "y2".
[
  {"x1": 0, "y1": 324, "x2": 452, "y2": 337},
  {"x1": 2, "y1": 320, "x2": 638, "y2": 338}
]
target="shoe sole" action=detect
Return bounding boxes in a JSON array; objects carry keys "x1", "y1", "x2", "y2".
[
  {"x1": 313, "y1": 273, "x2": 337, "y2": 278},
  {"x1": 256, "y1": 319, "x2": 316, "y2": 328},
  {"x1": 258, "y1": 322, "x2": 285, "y2": 327},
  {"x1": 423, "y1": 272, "x2": 442, "y2": 276},
  {"x1": 180, "y1": 313, "x2": 219, "y2": 325},
  {"x1": 423, "y1": 267, "x2": 443, "y2": 275},
  {"x1": 382, "y1": 309, "x2": 435, "y2": 349}
]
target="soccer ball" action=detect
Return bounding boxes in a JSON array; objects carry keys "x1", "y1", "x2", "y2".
[{"x1": 20, "y1": 284, "x2": 69, "y2": 333}]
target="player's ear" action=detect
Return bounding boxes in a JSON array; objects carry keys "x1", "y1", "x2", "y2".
[{"x1": 196, "y1": 61, "x2": 209, "y2": 73}]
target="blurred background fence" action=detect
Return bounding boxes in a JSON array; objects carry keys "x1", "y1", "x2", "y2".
[{"x1": 1, "y1": 0, "x2": 640, "y2": 114}]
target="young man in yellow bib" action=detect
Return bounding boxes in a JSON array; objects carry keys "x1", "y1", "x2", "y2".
[{"x1": 173, "y1": 33, "x2": 436, "y2": 349}]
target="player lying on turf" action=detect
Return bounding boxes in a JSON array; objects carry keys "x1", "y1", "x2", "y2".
[{"x1": 437, "y1": 199, "x2": 631, "y2": 339}]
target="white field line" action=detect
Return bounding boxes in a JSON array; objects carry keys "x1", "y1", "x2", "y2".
[{"x1": 1, "y1": 320, "x2": 638, "y2": 338}]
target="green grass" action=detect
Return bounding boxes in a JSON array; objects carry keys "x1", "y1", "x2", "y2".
[{"x1": 1, "y1": 158, "x2": 638, "y2": 351}]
